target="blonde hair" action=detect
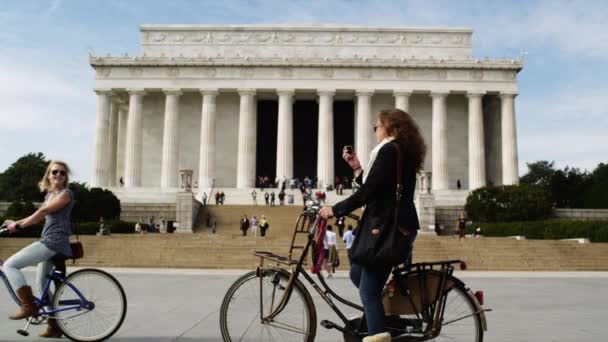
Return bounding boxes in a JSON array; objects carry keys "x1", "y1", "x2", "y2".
[{"x1": 38, "y1": 160, "x2": 71, "y2": 192}]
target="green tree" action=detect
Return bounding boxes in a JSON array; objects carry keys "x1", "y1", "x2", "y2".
[
  {"x1": 520, "y1": 161, "x2": 556, "y2": 188},
  {"x1": 550, "y1": 167, "x2": 590, "y2": 208},
  {"x1": 5, "y1": 201, "x2": 37, "y2": 218},
  {"x1": 69, "y1": 182, "x2": 121, "y2": 221},
  {"x1": 465, "y1": 185, "x2": 553, "y2": 223},
  {"x1": 0, "y1": 153, "x2": 49, "y2": 202},
  {"x1": 582, "y1": 163, "x2": 608, "y2": 208}
]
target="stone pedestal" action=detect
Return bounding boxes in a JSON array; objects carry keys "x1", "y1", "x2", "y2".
[
  {"x1": 176, "y1": 192, "x2": 198, "y2": 233},
  {"x1": 416, "y1": 193, "x2": 436, "y2": 234}
]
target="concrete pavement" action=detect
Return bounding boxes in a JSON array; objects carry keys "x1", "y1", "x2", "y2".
[{"x1": 1, "y1": 269, "x2": 607, "y2": 341}]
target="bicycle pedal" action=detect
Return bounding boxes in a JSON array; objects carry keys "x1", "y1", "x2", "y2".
[
  {"x1": 17, "y1": 329, "x2": 29, "y2": 337},
  {"x1": 321, "y1": 320, "x2": 337, "y2": 330}
]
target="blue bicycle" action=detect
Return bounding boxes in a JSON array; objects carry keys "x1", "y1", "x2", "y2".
[{"x1": 0, "y1": 226, "x2": 127, "y2": 341}]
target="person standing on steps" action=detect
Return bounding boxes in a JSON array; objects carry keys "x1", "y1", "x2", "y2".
[
  {"x1": 336, "y1": 216, "x2": 346, "y2": 238},
  {"x1": 251, "y1": 189, "x2": 257, "y2": 205},
  {"x1": 250, "y1": 215, "x2": 259, "y2": 237},
  {"x1": 240, "y1": 214, "x2": 250, "y2": 236},
  {"x1": 259, "y1": 215, "x2": 270, "y2": 237},
  {"x1": 319, "y1": 109, "x2": 426, "y2": 342},
  {"x1": 2, "y1": 160, "x2": 76, "y2": 338}
]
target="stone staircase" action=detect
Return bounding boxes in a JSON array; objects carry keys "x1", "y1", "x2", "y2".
[
  {"x1": 2, "y1": 205, "x2": 608, "y2": 271},
  {"x1": 1, "y1": 234, "x2": 607, "y2": 271}
]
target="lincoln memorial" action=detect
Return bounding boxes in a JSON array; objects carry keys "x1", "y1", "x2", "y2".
[{"x1": 89, "y1": 24, "x2": 522, "y2": 224}]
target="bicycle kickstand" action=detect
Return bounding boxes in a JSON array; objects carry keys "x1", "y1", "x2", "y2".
[{"x1": 17, "y1": 318, "x2": 32, "y2": 337}]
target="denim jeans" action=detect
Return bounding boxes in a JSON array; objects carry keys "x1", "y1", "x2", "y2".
[
  {"x1": 3, "y1": 241, "x2": 56, "y2": 298},
  {"x1": 349, "y1": 230, "x2": 417, "y2": 335}
]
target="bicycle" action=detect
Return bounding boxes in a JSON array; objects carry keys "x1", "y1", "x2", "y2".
[
  {"x1": 0, "y1": 225, "x2": 127, "y2": 342},
  {"x1": 219, "y1": 201, "x2": 489, "y2": 341}
]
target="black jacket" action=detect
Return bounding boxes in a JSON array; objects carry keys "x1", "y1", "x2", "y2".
[{"x1": 332, "y1": 142, "x2": 420, "y2": 233}]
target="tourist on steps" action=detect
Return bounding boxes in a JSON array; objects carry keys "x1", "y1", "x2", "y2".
[
  {"x1": 319, "y1": 109, "x2": 426, "y2": 342},
  {"x1": 2, "y1": 160, "x2": 76, "y2": 338},
  {"x1": 240, "y1": 215, "x2": 250, "y2": 236},
  {"x1": 259, "y1": 216, "x2": 270, "y2": 237},
  {"x1": 250, "y1": 215, "x2": 259, "y2": 237}
]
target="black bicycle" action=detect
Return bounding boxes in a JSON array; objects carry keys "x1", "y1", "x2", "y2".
[{"x1": 219, "y1": 202, "x2": 489, "y2": 341}]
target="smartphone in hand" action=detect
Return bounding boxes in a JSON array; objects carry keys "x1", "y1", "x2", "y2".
[{"x1": 345, "y1": 145, "x2": 353, "y2": 154}]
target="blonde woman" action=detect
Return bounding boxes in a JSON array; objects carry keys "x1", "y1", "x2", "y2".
[{"x1": 2, "y1": 161, "x2": 75, "y2": 338}]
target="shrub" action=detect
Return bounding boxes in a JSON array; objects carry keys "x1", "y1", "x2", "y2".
[
  {"x1": 70, "y1": 183, "x2": 121, "y2": 222},
  {"x1": 2, "y1": 220, "x2": 135, "y2": 238},
  {"x1": 469, "y1": 219, "x2": 608, "y2": 242},
  {"x1": 5, "y1": 201, "x2": 38, "y2": 218},
  {"x1": 465, "y1": 185, "x2": 553, "y2": 223}
]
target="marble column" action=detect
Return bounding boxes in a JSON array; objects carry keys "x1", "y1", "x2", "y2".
[
  {"x1": 198, "y1": 89, "x2": 218, "y2": 189},
  {"x1": 467, "y1": 92, "x2": 486, "y2": 190},
  {"x1": 107, "y1": 99, "x2": 120, "y2": 187},
  {"x1": 160, "y1": 89, "x2": 182, "y2": 189},
  {"x1": 236, "y1": 89, "x2": 257, "y2": 188},
  {"x1": 317, "y1": 90, "x2": 335, "y2": 189},
  {"x1": 431, "y1": 92, "x2": 449, "y2": 190},
  {"x1": 501, "y1": 93, "x2": 519, "y2": 185},
  {"x1": 90, "y1": 89, "x2": 112, "y2": 188},
  {"x1": 116, "y1": 104, "x2": 128, "y2": 186},
  {"x1": 355, "y1": 90, "x2": 374, "y2": 168},
  {"x1": 123, "y1": 89, "x2": 146, "y2": 188},
  {"x1": 276, "y1": 89, "x2": 294, "y2": 182},
  {"x1": 394, "y1": 90, "x2": 412, "y2": 113}
]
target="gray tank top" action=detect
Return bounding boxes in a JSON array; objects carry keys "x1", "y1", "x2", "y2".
[{"x1": 40, "y1": 188, "x2": 74, "y2": 257}]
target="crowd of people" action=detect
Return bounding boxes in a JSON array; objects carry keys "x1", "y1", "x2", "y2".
[{"x1": 238, "y1": 214, "x2": 270, "y2": 237}]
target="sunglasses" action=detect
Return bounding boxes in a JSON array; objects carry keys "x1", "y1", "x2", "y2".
[
  {"x1": 51, "y1": 170, "x2": 67, "y2": 176},
  {"x1": 373, "y1": 125, "x2": 379, "y2": 132}
]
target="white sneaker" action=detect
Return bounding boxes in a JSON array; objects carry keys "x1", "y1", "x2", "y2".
[{"x1": 362, "y1": 332, "x2": 391, "y2": 342}]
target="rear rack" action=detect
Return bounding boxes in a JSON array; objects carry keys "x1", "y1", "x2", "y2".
[{"x1": 254, "y1": 210, "x2": 317, "y2": 267}]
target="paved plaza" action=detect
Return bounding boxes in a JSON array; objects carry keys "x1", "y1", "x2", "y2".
[{"x1": 1, "y1": 269, "x2": 607, "y2": 341}]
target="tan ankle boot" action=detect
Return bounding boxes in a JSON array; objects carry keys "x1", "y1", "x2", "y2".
[
  {"x1": 39, "y1": 318, "x2": 63, "y2": 338},
  {"x1": 9, "y1": 286, "x2": 38, "y2": 320},
  {"x1": 362, "y1": 332, "x2": 392, "y2": 342}
]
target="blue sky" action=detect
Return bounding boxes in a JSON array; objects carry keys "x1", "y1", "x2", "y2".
[{"x1": 0, "y1": 0, "x2": 606, "y2": 182}]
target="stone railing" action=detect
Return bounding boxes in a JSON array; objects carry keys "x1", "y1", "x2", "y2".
[{"x1": 554, "y1": 208, "x2": 608, "y2": 220}]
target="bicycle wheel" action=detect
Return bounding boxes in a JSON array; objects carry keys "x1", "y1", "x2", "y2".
[
  {"x1": 431, "y1": 282, "x2": 483, "y2": 342},
  {"x1": 52, "y1": 268, "x2": 127, "y2": 342},
  {"x1": 220, "y1": 268, "x2": 317, "y2": 342}
]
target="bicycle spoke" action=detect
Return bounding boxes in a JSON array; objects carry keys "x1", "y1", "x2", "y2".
[{"x1": 221, "y1": 271, "x2": 313, "y2": 341}]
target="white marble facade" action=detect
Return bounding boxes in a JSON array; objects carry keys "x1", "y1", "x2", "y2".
[{"x1": 90, "y1": 24, "x2": 522, "y2": 202}]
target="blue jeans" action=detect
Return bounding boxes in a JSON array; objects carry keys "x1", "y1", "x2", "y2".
[
  {"x1": 3, "y1": 241, "x2": 56, "y2": 298},
  {"x1": 350, "y1": 230, "x2": 417, "y2": 335}
]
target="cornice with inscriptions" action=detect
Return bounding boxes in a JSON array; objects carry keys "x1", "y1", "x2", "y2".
[
  {"x1": 141, "y1": 30, "x2": 472, "y2": 48},
  {"x1": 93, "y1": 65, "x2": 519, "y2": 82}
]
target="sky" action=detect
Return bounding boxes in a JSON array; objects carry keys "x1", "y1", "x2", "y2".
[{"x1": 0, "y1": 0, "x2": 606, "y2": 182}]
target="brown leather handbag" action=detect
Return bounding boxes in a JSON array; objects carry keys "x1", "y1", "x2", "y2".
[{"x1": 70, "y1": 223, "x2": 84, "y2": 263}]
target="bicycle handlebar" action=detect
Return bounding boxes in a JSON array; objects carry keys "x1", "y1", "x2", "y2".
[{"x1": 0, "y1": 223, "x2": 20, "y2": 236}]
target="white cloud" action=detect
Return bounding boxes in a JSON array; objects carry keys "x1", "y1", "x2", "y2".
[
  {"x1": 517, "y1": 87, "x2": 608, "y2": 173},
  {"x1": 0, "y1": 63, "x2": 80, "y2": 99}
]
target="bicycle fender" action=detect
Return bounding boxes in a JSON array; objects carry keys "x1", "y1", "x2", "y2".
[{"x1": 467, "y1": 288, "x2": 488, "y2": 332}]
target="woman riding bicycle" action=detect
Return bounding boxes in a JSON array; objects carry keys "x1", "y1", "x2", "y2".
[
  {"x1": 320, "y1": 108, "x2": 426, "y2": 342},
  {"x1": 2, "y1": 160, "x2": 74, "y2": 338}
]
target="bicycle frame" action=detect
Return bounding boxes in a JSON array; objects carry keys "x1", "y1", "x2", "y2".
[
  {"x1": 253, "y1": 206, "x2": 488, "y2": 340},
  {"x1": 0, "y1": 260, "x2": 91, "y2": 317},
  {"x1": 255, "y1": 211, "x2": 366, "y2": 336}
]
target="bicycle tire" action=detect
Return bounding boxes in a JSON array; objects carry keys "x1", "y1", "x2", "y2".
[
  {"x1": 220, "y1": 268, "x2": 317, "y2": 342},
  {"x1": 53, "y1": 268, "x2": 127, "y2": 342},
  {"x1": 420, "y1": 276, "x2": 484, "y2": 342}
]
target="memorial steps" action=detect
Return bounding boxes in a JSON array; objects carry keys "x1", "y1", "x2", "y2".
[
  {"x1": 1, "y1": 206, "x2": 608, "y2": 271},
  {"x1": 1, "y1": 235, "x2": 607, "y2": 271}
]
